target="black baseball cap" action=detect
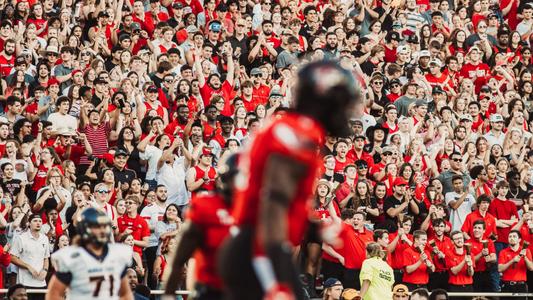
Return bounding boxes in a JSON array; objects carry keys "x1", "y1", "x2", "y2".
[{"x1": 387, "y1": 31, "x2": 402, "y2": 42}]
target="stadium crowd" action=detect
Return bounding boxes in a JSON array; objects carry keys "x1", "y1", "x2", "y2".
[{"x1": 0, "y1": 0, "x2": 532, "y2": 297}]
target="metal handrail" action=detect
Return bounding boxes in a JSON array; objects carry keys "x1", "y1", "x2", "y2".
[
  {"x1": 0, "y1": 289, "x2": 191, "y2": 295},
  {"x1": 0, "y1": 289, "x2": 531, "y2": 297}
]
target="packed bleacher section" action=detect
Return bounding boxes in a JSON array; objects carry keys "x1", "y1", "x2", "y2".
[{"x1": 0, "y1": 0, "x2": 533, "y2": 298}]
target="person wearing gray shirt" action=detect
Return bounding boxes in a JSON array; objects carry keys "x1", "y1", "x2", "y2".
[
  {"x1": 437, "y1": 152, "x2": 472, "y2": 195},
  {"x1": 276, "y1": 36, "x2": 300, "y2": 69}
]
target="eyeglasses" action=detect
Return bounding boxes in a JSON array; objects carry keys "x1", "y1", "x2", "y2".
[
  {"x1": 97, "y1": 190, "x2": 110, "y2": 194},
  {"x1": 125, "y1": 201, "x2": 137, "y2": 205},
  {"x1": 357, "y1": 165, "x2": 368, "y2": 169},
  {"x1": 373, "y1": 81, "x2": 383, "y2": 85}
]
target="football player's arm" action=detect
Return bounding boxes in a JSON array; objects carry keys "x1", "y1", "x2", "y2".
[
  {"x1": 164, "y1": 221, "x2": 204, "y2": 296},
  {"x1": 119, "y1": 275, "x2": 134, "y2": 300},
  {"x1": 46, "y1": 275, "x2": 68, "y2": 300},
  {"x1": 258, "y1": 153, "x2": 308, "y2": 289}
]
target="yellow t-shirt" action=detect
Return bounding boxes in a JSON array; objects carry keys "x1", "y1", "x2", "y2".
[{"x1": 360, "y1": 256, "x2": 394, "y2": 300}]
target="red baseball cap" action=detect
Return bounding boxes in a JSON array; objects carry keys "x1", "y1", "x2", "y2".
[
  {"x1": 201, "y1": 147, "x2": 213, "y2": 157},
  {"x1": 47, "y1": 77, "x2": 60, "y2": 87}
]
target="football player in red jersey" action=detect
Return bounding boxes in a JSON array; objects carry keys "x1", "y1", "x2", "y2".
[
  {"x1": 162, "y1": 154, "x2": 239, "y2": 300},
  {"x1": 218, "y1": 61, "x2": 361, "y2": 300}
]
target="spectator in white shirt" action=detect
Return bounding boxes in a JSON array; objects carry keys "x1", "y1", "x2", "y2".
[
  {"x1": 517, "y1": 4, "x2": 533, "y2": 38},
  {"x1": 483, "y1": 113, "x2": 505, "y2": 147},
  {"x1": 10, "y1": 214, "x2": 50, "y2": 292},
  {"x1": 445, "y1": 175, "x2": 476, "y2": 231},
  {"x1": 156, "y1": 136, "x2": 191, "y2": 208},
  {"x1": 137, "y1": 121, "x2": 170, "y2": 189}
]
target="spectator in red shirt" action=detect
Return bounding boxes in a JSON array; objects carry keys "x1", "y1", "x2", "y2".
[
  {"x1": 498, "y1": 230, "x2": 533, "y2": 295},
  {"x1": 389, "y1": 216, "x2": 414, "y2": 283},
  {"x1": 117, "y1": 195, "x2": 150, "y2": 258},
  {"x1": 427, "y1": 218, "x2": 453, "y2": 291},
  {"x1": 489, "y1": 180, "x2": 519, "y2": 254},
  {"x1": 460, "y1": 46, "x2": 491, "y2": 94},
  {"x1": 447, "y1": 230, "x2": 475, "y2": 294},
  {"x1": 468, "y1": 219, "x2": 497, "y2": 292},
  {"x1": 335, "y1": 164, "x2": 356, "y2": 209},
  {"x1": 403, "y1": 230, "x2": 435, "y2": 291},
  {"x1": 323, "y1": 209, "x2": 371, "y2": 290},
  {"x1": 195, "y1": 46, "x2": 235, "y2": 108},
  {"x1": 0, "y1": 39, "x2": 15, "y2": 78},
  {"x1": 462, "y1": 194, "x2": 498, "y2": 241},
  {"x1": 383, "y1": 31, "x2": 401, "y2": 63},
  {"x1": 250, "y1": 68, "x2": 271, "y2": 107}
]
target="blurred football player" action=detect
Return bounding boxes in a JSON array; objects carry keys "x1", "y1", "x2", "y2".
[
  {"x1": 219, "y1": 61, "x2": 361, "y2": 300},
  {"x1": 46, "y1": 208, "x2": 133, "y2": 300},
  {"x1": 162, "y1": 153, "x2": 239, "y2": 300}
]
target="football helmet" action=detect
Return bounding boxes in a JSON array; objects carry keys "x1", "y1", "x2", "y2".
[{"x1": 77, "y1": 207, "x2": 112, "y2": 246}]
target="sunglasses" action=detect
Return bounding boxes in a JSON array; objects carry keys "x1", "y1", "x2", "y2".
[
  {"x1": 96, "y1": 190, "x2": 110, "y2": 194},
  {"x1": 357, "y1": 165, "x2": 368, "y2": 169},
  {"x1": 382, "y1": 152, "x2": 392, "y2": 156},
  {"x1": 452, "y1": 158, "x2": 462, "y2": 162}
]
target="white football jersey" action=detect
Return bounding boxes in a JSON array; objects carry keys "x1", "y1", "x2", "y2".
[{"x1": 51, "y1": 243, "x2": 132, "y2": 300}]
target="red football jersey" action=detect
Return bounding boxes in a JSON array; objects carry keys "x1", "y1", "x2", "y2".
[
  {"x1": 232, "y1": 113, "x2": 324, "y2": 252},
  {"x1": 187, "y1": 193, "x2": 232, "y2": 289}
]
